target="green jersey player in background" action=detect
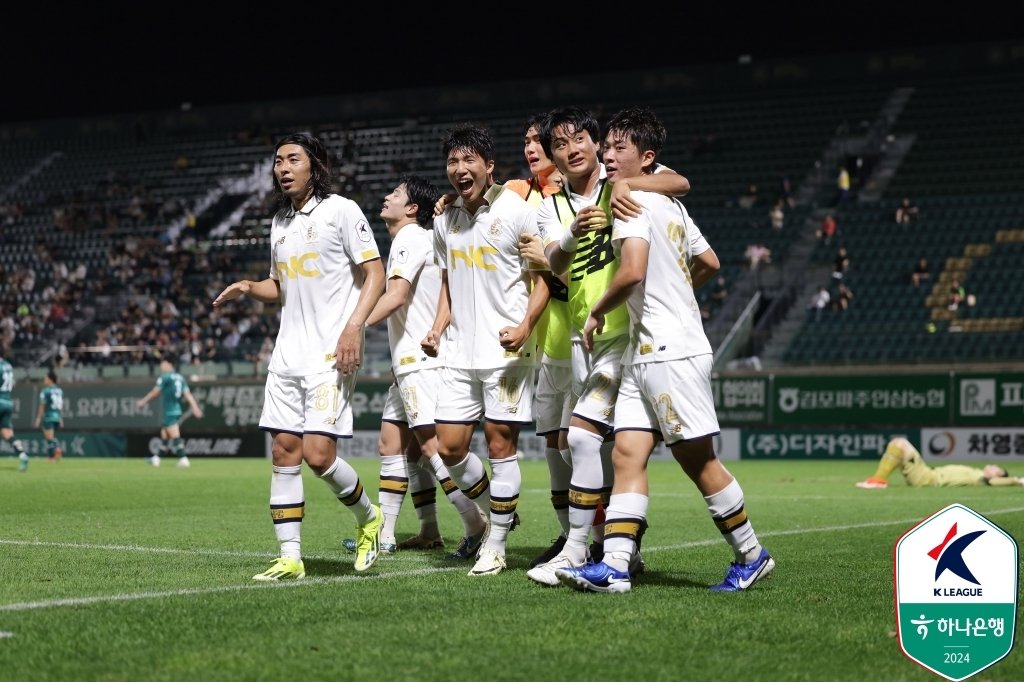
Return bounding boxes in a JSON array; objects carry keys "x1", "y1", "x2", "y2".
[
  {"x1": 136, "y1": 359, "x2": 204, "y2": 468},
  {"x1": 34, "y1": 369, "x2": 65, "y2": 462},
  {"x1": 0, "y1": 350, "x2": 29, "y2": 472}
]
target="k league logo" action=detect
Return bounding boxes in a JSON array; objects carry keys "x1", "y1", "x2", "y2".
[{"x1": 895, "y1": 504, "x2": 1018, "y2": 681}]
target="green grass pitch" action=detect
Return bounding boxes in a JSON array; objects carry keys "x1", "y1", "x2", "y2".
[{"x1": 2, "y1": 454, "x2": 1021, "y2": 681}]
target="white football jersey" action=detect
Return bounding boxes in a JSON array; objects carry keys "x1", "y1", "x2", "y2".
[
  {"x1": 387, "y1": 223, "x2": 442, "y2": 376},
  {"x1": 433, "y1": 184, "x2": 540, "y2": 369},
  {"x1": 535, "y1": 164, "x2": 607, "y2": 247},
  {"x1": 611, "y1": 192, "x2": 713, "y2": 365},
  {"x1": 267, "y1": 194, "x2": 381, "y2": 376}
]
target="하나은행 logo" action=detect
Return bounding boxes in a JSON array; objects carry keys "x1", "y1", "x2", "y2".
[{"x1": 894, "y1": 503, "x2": 1018, "y2": 681}]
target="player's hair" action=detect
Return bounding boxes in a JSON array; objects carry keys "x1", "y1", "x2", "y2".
[
  {"x1": 522, "y1": 112, "x2": 547, "y2": 137},
  {"x1": 997, "y1": 466, "x2": 1010, "y2": 478},
  {"x1": 399, "y1": 174, "x2": 442, "y2": 228},
  {"x1": 46, "y1": 369, "x2": 58, "y2": 384},
  {"x1": 271, "y1": 131, "x2": 333, "y2": 206},
  {"x1": 604, "y1": 106, "x2": 667, "y2": 165},
  {"x1": 442, "y1": 123, "x2": 494, "y2": 164},
  {"x1": 538, "y1": 106, "x2": 600, "y2": 161}
]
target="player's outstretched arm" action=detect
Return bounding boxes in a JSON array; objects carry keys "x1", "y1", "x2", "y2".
[{"x1": 212, "y1": 278, "x2": 280, "y2": 307}]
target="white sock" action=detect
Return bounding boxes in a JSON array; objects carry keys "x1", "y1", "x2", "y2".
[
  {"x1": 429, "y1": 454, "x2": 481, "y2": 534},
  {"x1": 604, "y1": 492, "x2": 648, "y2": 572},
  {"x1": 565, "y1": 426, "x2": 605, "y2": 562},
  {"x1": 378, "y1": 454, "x2": 407, "y2": 544},
  {"x1": 270, "y1": 465, "x2": 304, "y2": 560},
  {"x1": 445, "y1": 452, "x2": 490, "y2": 517},
  {"x1": 545, "y1": 446, "x2": 571, "y2": 536},
  {"x1": 409, "y1": 458, "x2": 440, "y2": 537},
  {"x1": 320, "y1": 457, "x2": 374, "y2": 526},
  {"x1": 705, "y1": 479, "x2": 761, "y2": 563},
  {"x1": 483, "y1": 453, "x2": 521, "y2": 553}
]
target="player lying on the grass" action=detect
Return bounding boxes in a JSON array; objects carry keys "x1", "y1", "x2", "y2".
[{"x1": 857, "y1": 437, "x2": 1024, "y2": 488}]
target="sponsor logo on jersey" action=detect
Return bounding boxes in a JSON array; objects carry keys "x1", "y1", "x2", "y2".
[
  {"x1": 450, "y1": 246, "x2": 498, "y2": 271},
  {"x1": 276, "y1": 253, "x2": 321, "y2": 279}
]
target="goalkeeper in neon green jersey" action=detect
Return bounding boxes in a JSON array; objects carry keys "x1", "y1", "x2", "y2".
[{"x1": 857, "y1": 437, "x2": 1023, "y2": 488}]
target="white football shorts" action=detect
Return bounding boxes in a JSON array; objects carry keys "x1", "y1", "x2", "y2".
[
  {"x1": 570, "y1": 333, "x2": 627, "y2": 430},
  {"x1": 613, "y1": 354, "x2": 719, "y2": 445},
  {"x1": 259, "y1": 370, "x2": 356, "y2": 438},
  {"x1": 435, "y1": 365, "x2": 535, "y2": 425}
]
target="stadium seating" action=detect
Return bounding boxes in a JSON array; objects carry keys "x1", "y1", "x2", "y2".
[{"x1": 1, "y1": 51, "x2": 1021, "y2": 372}]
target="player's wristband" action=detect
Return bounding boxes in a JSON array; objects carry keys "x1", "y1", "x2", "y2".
[{"x1": 559, "y1": 230, "x2": 579, "y2": 252}]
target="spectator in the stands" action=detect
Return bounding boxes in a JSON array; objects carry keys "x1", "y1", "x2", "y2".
[
  {"x1": 738, "y1": 183, "x2": 759, "y2": 210},
  {"x1": 833, "y1": 247, "x2": 850, "y2": 280},
  {"x1": 833, "y1": 282, "x2": 854, "y2": 312},
  {"x1": 709, "y1": 275, "x2": 729, "y2": 311},
  {"x1": 769, "y1": 199, "x2": 785, "y2": 230},
  {"x1": 744, "y1": 242, "x2": 772, "y2": 270},
  {"x1": 948, "y1": 279, "x2": 966, "y2": 311},
  {"x1": 817, "y1": 212, "x2": 837, "y2": 244},
  {"x1": 809, "y1": 286, "x2": 831, "y2": 321},
  {"x1": 911, "y1": 257, "x2": 930, "y2": 288},
  {"x1": 835, "y1": 165, "x2": 850, "y2": 205},
  {"x1": 895, "y1": 197, "x2": 919, "y2": 225}
]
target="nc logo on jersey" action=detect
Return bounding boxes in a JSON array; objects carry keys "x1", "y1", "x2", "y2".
[
  {"x1": 895, "y1": 503, "x2": 1018, "y2": 681},
  {"x1": 276, "y1": 253, "x2": 321, "y2": 279},
  {"x1": 450, "y1": 246, "x2": 498, "y2": 271}
]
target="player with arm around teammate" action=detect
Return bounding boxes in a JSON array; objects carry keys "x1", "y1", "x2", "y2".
[{"x1": 556, "y1": 107, "x2": 773, "y2": 594}]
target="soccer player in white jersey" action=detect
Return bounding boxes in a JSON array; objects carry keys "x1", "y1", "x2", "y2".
[
  {"x1": 341, "y1": 174, "x2": 487, "y2": 555},
  {"x1": 213, "y1": 132, "x2": 386, "y2": 580},
  {"x1": 556, "y1": 107, "x2": 774, "y2": 594},
  {"x1": 421, "y1": 123, "x2": 550, "y2": 577},
  {"x1": 527, "y1": 107, "x2": 690, "y2": 587}
]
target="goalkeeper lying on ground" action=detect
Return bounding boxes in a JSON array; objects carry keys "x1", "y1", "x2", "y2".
[{"x1": 857, "y1": 437, "x2": 1024, "y2": 489}]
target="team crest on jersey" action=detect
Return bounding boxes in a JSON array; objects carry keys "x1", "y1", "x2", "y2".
[
  {"x1": 488, "y1": 219, "x2": 503, "y2": 237},
  {"x1": 356, "y1": 219, "x2": 373, "y2": 243},
  {"x1": 303, "y1": 225, "x2": 318, "y2": 243}
]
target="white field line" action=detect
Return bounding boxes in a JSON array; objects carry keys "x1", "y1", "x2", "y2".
[
  {"x1": 3, "y1": 505, "x2": 1022, "y2": 613},
  {"x1": 0, "y1": 566, "x2": 463, "y2": 613}
]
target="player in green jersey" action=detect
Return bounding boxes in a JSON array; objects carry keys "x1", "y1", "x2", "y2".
[
  {"x1": 136, "y1": 359, "x2": 203, "y2": 468},
  {"x1": 33, "y1": 370, "x2": 64, "y2": 462},
  {"x1": 0, "y1": 351, "x2": 29, "y2": 471}
]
